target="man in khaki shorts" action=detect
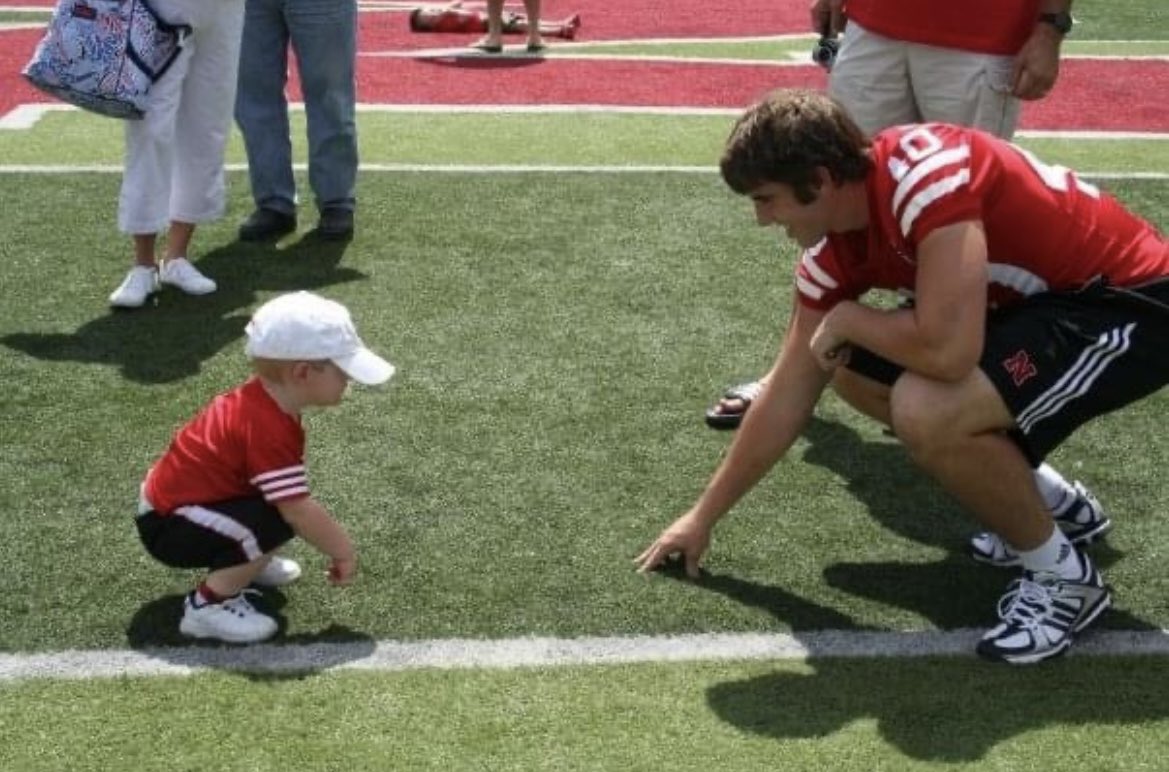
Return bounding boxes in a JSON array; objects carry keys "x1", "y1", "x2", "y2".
[{"x1": 819, "y1": 0, "x2": 1072, "y2": 138}]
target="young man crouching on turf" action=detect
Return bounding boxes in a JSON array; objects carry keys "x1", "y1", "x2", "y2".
[
  {"x1": 636, "y1": 88, "x2": 1169, "y2": 664},
  {"x1": 134, "y1": 291, "x2": 395, "y2": 643}
]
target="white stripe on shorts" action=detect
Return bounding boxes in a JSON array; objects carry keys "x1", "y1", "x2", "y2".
[
  {"x1": 173, "y1": 504, "x2": 263, "y2": 561},
  {"x1": 1016, "y1": 323, "x2": 1135, "y2": 434}
]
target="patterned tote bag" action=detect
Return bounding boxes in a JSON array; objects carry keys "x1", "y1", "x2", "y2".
[{"x1": 22, "y1": 0, "x2": 192, "y2": 120}]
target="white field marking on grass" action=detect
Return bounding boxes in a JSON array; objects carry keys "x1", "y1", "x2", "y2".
[
  {"x1": 0, "y1": 102, "x2": 72, "y2": 129},
  {"x1": 1, "y1": 163, "x2": 1166, "y2": 180},
  {"x1": 3, "y1": 630, "x2": 1169, "y2": 682}
]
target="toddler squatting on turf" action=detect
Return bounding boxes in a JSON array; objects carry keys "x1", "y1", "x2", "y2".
[{"x1": 133, "y1": 292, "x2": 394, "y2": 643}]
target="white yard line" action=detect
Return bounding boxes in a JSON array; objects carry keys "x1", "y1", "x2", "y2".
[{"x1": 3, "y1": 629, "x2": 1169, "y2": 682}]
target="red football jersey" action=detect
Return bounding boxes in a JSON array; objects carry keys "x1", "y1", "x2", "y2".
[
  {"x1": 144, "y1": 377, "x2": 309, "y2": 514},
  {"x1": 844, "y1": 0, "x2": 1039, "y2": 55},
  {"x1": 796, "y1": 123, "x2": 1169, "y2": 312}
]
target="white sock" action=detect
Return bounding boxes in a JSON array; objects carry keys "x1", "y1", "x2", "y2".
[
  {"x1": 1017, "y1": 529, "x2": 1083, "y2": 580},
  {"x1": 1033, "y1": 463, "x2": 1076, "y2": 514}
]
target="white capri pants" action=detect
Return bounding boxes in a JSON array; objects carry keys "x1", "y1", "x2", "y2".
[
  {"x1": 118, "y1": 0, "x2": 245, "y2": 234},
  {"x1": 829, "y1": 21, "x2": 1021, "y2": 140}
]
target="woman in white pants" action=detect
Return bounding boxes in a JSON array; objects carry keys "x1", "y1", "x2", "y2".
[{"x1": 109, "y1": 0, "x2": 246, "y2": 308}]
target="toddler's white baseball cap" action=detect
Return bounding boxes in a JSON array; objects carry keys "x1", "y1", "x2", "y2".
[{"x1": 245, "y1": 291, "x2": 395, "y2": 385}]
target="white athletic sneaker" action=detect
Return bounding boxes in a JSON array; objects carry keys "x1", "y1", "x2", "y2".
[
  {"x1": 160, "y1": 257, "x2": 216, "y2": 295},
  {"x1": 976, "y1": 551, "x2": 1112, "y2": 664},
  {"x1": 969, "y1": 481, "x2": 1112, "y2": 567},
  {"x1": 179, "y1": 591, "x2": 277, "y2": 644},
  {"x1": 108, "y1": 265, "x2": 158, "y2": 308},
  {"x1": 254, "y1": 556, "x2": 302, "y2": 587}
]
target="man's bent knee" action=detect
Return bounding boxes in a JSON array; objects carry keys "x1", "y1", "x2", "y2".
[{"x1": 888, "y1": 370, "x2": 1014, "y2": 454}]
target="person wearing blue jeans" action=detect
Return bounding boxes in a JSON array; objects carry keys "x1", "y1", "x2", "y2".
[{"x1": 235, "y1": 0, "x2": 358, "y2": 242}]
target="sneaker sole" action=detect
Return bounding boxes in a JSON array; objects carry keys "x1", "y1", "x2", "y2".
[
  {"x1": 179, "y1": 618, "x2": 277, "y2": 644},
  {"x1": 109, "y1": 291, "x2": 158, "y2": 309},
  {"x1": 980, "y1": 637, "x2": 1073, "y2": 665},
  {"x1": 968, "y1": 517, "x2": 1114, "y2": 568},
  {"x1": 160, "y1": 281, "x2": 217, "y2": 296}
]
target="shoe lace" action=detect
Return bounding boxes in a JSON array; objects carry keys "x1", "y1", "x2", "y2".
[
  {"x1": 996, "y1": 574, "x2": 1057, "y2": 629},
  {"x1": 220, "y1": 589, "x2": 263, "y2": 617}
]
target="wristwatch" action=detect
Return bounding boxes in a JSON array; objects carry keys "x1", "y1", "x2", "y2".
[{"x1": 1038, "y1": 11, "x2": 1073, "y2": 35}]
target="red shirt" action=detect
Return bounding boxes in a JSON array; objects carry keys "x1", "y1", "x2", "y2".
[
  {"x1": 144, "y1": 377, "x2": 308, "y2": 514},
  {"x1": 796, "y1": 124, "x2": 1169, "y2": 312},
  {"x1": 844, "y1": 0, "x2": 1040, "y2": 55}
]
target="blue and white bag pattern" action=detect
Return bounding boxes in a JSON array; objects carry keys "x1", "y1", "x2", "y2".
[{"x1": 22, "y1": 0, "x2": 192, "y2": 120}]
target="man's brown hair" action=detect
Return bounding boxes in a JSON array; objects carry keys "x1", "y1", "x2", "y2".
[{"x1": 720, "y1": 89, "x2": 871, "y2": 203}]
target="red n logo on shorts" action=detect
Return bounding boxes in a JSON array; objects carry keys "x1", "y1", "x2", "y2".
[{"x1": 1003, "y1": 350, "x2": 1037, "y2": 387}]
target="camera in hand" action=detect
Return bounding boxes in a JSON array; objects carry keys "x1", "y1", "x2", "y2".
[{"x1": 811, "y1": 36, "x2": 839, "y2": 71}]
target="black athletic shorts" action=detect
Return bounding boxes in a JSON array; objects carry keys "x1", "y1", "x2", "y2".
[
  {"x1": 136, "y1": 495, "x2": 295, "y2": 570},
  {"x1": 845, "y1": 278, "x2": 1169, "y2": 465}
]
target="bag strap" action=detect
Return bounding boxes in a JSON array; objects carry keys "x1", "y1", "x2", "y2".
[
  {"x1": 125, "y1": 0, "x2": 193, "y2": 82},
  {"x1": 138, "y1": 0, "x2": 193, "y2": 39}
]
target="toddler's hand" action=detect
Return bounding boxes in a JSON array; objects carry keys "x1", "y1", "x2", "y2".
[{"x1": 327, "y1": 555, "x2": 357, "y2": 586}]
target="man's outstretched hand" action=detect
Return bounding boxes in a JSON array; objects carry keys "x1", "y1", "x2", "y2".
[{"x1": 634, "y1": 512, "x2": 712, "y2": 578}]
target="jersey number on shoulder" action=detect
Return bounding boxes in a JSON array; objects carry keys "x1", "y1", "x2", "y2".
[
  {"x1": 887, "y1": 126, "x2": 1099, "y2": 199},
  {"x1": 1012, "y1": 146, "x2": 1100, "y2": 199}
]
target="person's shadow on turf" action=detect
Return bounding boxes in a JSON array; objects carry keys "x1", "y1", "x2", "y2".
[
  {"x1": 125, "y1": 588, "x2": 376, "y2": 681},
  {"x1": 654, "y1": 415, "x2": 1149, "y2": 631},
  {"x1": 1, "y1": 236, "x2": 364, "y2": 384},
  {"x1": 794, "y1": 416, "x2": 1149, "y2": 630},
  {"x1": 705, "y1": 654, "x2": 1169, "y2": 763}
]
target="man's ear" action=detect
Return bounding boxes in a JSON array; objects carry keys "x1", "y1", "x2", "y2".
[{"x1": 815, "y1": 165, "x2": 835, "y2": 190}]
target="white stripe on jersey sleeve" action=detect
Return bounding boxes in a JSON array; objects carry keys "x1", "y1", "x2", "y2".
[
  {"x1": 800, "y1": 246, "x2": 838, "y2": 289},
  {"x1": 796, "y1": 274, "x2": 825, "y2": 301},
  {"x1": 264, "y1": 479, "x2": 310, "y2": 501},
  {"x1": 253, "y1": 465, "x2": 305, "y2": 484},
  {"x1": 890, "y1": 145, "x2": 970, "y2": 214},
  {"x1": 898, "y1": 169, "x2": 971, "y2": 238},
  {"x1": 251, "y1": 465, "x2": 309, "y2": 502}
]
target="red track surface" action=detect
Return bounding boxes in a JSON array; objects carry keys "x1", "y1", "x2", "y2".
[{"x1": 2, "y1": 1, "x2": 1166, "y2": 131}]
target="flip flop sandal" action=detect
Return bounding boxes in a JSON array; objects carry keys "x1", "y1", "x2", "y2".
[
  {"x1": 471, "y1": 41, "x2": 503, "y2": 53},
  {"x1": 704, "y1": 380, "x2": 763, "y2": 430}
]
